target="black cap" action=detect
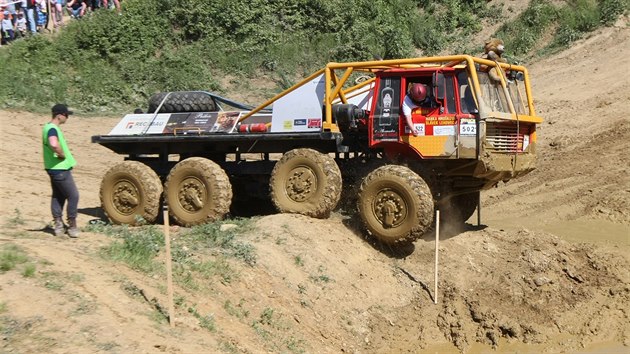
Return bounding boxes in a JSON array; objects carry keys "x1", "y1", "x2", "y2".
[{"x1": 52, "y1": 104, "x2": 73, "y2": 116}]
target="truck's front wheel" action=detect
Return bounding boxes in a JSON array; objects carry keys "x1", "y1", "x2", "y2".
[
  {"x1": 270, "y1": 149, "x2": 342, "y2": 218},
  {"x1": 358, "y1": 165, "x2": 434, "y2": 245},
  {"x1": 165, "y1": 157, "x2": 232, "y2": 226},
  {"x1": 100, "y1": 161, "x2": 163, "y2": 225}
]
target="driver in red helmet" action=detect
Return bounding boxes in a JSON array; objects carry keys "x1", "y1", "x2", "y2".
[{"x1": 402, "y1": 83, "x2": 429, "y2": 136}]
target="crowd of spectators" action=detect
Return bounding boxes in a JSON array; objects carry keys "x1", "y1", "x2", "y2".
[{"x1": 1, "y1": 0, "x2": 121, "y2": 45}]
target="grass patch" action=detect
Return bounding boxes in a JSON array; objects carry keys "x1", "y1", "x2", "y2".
[
  {"x1": 0, "y1": 244, "x2": 28, "y2": 272},
  {"x1": 170, "y1": 218, "x2": 258, "y2": 289},
  {"x1": 21, "y1": 264, "x2": 36, "y2": 278},
  {"x1": 95, "y1": 223, "x2": 164, "y2": 274},
  {"x1": 91, "y1": 218, "x2": 257, "y2": 290},
  {"x1": 6, "y1": 209, "x2": 25, "y2": 228},
  {"x1": 188, "y1": 306, "x2": 216, "y2": 332},
  {"x1": 251, "y1": 307, "x2": 305, "y2": 353},
  {"x1": 224, "y1": 299, "x2": 250, "y2": 319},
  {"x1": 309, "y1": 265, "x2": 333, "y2": 284},
  {"x1": 41, "y1": 272, "x2": 65, "y2": 291}
]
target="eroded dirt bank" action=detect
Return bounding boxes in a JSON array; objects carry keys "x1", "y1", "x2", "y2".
[{"x1": 1, "y1": 21, "x2": 629, "y2": 354}]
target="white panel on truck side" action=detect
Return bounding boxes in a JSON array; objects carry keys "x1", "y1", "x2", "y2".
[
  {"x1": 108, "y1": 114, "x2": 171, "y2": 135},
  {"x1": 270, "y1": 74, "x2": 326, "y2": 133}
]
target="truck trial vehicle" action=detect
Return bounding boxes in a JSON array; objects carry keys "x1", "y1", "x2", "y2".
[{"x1": 92, "y1": 55, "x2": 543, "y2": 245}]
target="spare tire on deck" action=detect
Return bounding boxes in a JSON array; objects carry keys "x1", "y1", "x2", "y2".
[{"x1": 147, "y1": 91, "x2": 218, "y2": 113}]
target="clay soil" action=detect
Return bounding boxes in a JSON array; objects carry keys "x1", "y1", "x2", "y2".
[{"x1": 1, "y1": 22, "x2": 629, "y2": 354}]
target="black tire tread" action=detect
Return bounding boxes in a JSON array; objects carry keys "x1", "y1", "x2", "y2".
[
  {"x1": 165, "y1": 157, "x2": 232, "y2": 226},
  {"x1": 270, "y1": 149, "x2": 342, "y2": 218},
  {"x1": 100, "y1": 161, "x2": 162, "y2": 225},
  {"x1": 358, "y1": 165, "x2": 434, "y2": 244},
  {"x1": 147, "y1": 91, "x2": 218, "y2": 113}
]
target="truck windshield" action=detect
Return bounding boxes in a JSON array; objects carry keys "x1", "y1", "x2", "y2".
[{"x1": 476, "y1": 71, "x2": 527, "y2": 115}]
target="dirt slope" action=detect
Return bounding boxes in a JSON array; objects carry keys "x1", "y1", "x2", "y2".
[{"x1": 1, "y1": 23, "x2": 629, "y2": 354}]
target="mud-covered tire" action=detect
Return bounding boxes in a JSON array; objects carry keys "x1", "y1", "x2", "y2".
[
  {"x1": 270, "y1": 149, "x2": 342, "y2": 218},
  {"x1": 147, "y1": 91, "x2": 218, "y2": 113},
  {"x1": 358, "y1": 165, "x2": 434, "y2": 245},
  {"x1": 100, "y1": 161, "x2": 163, "y2": 225},
  {"x1": 165, "y1": 157, "x2": 232, "y2": 226},
  {"x1": 438, "y1": 192, "x2": 478, "y2": 224}
]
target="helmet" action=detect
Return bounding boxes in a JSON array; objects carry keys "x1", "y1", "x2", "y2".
[{"x1": 409, "y1": 83, "x2": 427, "y2": 104}]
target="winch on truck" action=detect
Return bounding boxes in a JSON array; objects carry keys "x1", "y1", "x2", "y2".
[{"x1": 92, "y1": 55, "x2": 543, "y2": 245}]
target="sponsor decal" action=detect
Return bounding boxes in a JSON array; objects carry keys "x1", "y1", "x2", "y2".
[
  {"x1": 412, "y1": 107, "x2": 437, "y2": 115},
  {"x1": 374, "y1": 131, "x2": 398, "y2": 141},
  {"x1": 405, "y1": 123, "x2": 426, "y2": 136},
  {"x1": 425, "y1": 116, "x2": 456, "y2": 126},
  {"x1": 307, "y1": 118, "x2": 321, "y2": 128},
  {"x1": 294, "y1": 119, "x2": 307, "y2": 126},
  {"x1": 459, "y1": 118, "x2": 476, "y2": 135},
  {"x1": 127, "y1": 120, "x2": 165, "y2": 128},
  {"x1": 283, "y1": 120, "x2": 293, "y2": 130},
  {"x1": 433, "y1": 125, "x2": 456, "y2": 136}
]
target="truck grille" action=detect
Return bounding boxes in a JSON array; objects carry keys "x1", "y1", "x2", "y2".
[{"x1": 486, "y1": 123, "x2": 531, "y2": 153}]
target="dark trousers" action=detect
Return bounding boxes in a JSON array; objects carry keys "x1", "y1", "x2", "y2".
[{"x1": 48, "y1": 170, "x2": 79, "y2": 220}]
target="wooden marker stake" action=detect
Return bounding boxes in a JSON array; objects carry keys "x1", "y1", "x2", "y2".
[
  {"x1": 163, "y1": 206, "x2": 175, "y2": 327},
  {"x1": 434, "y1": 209, "x2": 440, "y2": 305}
]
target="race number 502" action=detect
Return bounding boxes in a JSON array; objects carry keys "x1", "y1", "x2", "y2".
[{"x1": 459, "y1": 123, "x2": 476, "y2": 136}]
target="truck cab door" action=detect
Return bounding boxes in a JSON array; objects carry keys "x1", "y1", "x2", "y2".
[
  {"x1": 370, "y1": 76, "x2": 401, "y2": 142},
  {"x1": 403, "y1": 72, "x2": 458, "y2": 158}
]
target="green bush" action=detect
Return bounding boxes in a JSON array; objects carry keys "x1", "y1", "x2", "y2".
[
  {"x1": 0, "y1": 0, "x2": 626, "y2": 114},
  {"x1": 495, "y1": 0, "x2": 558, "y2": 58}
]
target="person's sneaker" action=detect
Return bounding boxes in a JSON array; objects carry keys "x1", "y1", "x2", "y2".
[{"x1": 53, "y1": 218, "x2": 65, "y2": 237}]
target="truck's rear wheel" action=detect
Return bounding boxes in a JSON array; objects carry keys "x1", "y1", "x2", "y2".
[
  {"x1": 358, "y1": 165, "x2": 434, "y2": 245},
  {"x1": 147, "y1": 91, "x2": 218, "y2": 113},
  {"x1": 165, "y1": 157, "x2": 232, "y2": 226},
  {"x1": 270, "y1": 149, "x2": 342, "y2": 218},
  {"x1": 100, "y1": 161, "x2": 163, "y2": 225}
]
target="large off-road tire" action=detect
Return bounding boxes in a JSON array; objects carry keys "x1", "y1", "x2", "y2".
[
  {"x1": 270, "y1": 149, "x2": 342, "y2": 218},
  {"x1": 438, "y1": 192, "x2": 479, "y2": 225},
  {"x1": 147, "y1": 91, "x2": 218, "y2": 113},
  {"x1": 165, "y1": 157, "x2": 232, "y2": 226},
  {"x1": 100, "y1": 161, "x2": 163, "y2": 225},
  {"x1": 358, "y1": 165, "x2": 434, "y2": 245}
]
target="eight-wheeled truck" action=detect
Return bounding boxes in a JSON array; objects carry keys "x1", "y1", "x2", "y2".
[{"x1": 92, "y1": 55, "x2": 543, "y2": 245}]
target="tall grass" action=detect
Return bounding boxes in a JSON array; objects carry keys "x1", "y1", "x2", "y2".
[
  {"x1": 91, "y1": 218, "x2": 257, "y2": 288},
  {"x1": 0, "y1": 0, "x2": 626, "y2": 114}
]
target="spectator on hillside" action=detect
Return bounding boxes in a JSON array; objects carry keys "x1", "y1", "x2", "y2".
[
  {"x1": 88, "y1": 0, "x2": 100, "y2": 11},
  {"x1": 52, "y1": 0, "x2": 64, "y2": 27},
  {"x1": 4, "y1": 1, "x2": 16, "y2": 24},
  {"x1": 1, "y1": 10, "x2": 14, "y2": 44},
  {"x1": 15, "y1": 10, "x2": 27, "y2": 37},
  {"x1": 35, "y1": 0, "x2": 46, "y2": 31},
  {"x1": 66, "y1": 0, "x2": 85, "y2": 18},
  {"x1": 24, "y1": 0, "x2": 37, "y2": 34},
  {"x1": 101, "y1": 0, "x2": 119, "y2": 14}
]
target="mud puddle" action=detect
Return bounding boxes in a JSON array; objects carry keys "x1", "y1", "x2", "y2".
[
  {"x1": 480, "y1": 216, "x2": 629, "y2": 247},
  {"x1": 422, "y1": 336, "x2": 628, "y2": 353}
]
